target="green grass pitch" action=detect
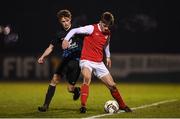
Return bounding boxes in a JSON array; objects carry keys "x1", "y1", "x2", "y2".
[{"x1": 0, "y1": 81, "x2": 180, "y2": 118}]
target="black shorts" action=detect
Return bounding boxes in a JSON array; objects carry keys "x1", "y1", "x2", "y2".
[{"x1": 54, "y1": 59, "x2": 80, "y2": 85}]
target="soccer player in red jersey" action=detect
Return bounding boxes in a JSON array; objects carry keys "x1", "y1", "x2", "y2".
[{"x1": 62, "y1": 12, "x2": 132, "y2": 113}]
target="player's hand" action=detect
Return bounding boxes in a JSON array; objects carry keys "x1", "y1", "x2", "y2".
[
  {"x1": 106, "y1": 57, "x2": 112, "y2": 68},
  {"x1": 62, "y1": 40, "x2": 69, "y2": 49},
  {"x1": 38, "y1": 57, "x2": 45, "y2": 64}
]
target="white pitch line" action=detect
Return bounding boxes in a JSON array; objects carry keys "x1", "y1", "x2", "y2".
[{"x1": 84, "y1": 99, "x2": 178, "y2": 119}]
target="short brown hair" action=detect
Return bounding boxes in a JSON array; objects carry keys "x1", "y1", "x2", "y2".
[
  {"x1": 57, "y1": 9, "x2": 72, "y2": 19},
  {"x1": 101, "y1": 12, "x2": 114, "y2": 26}
]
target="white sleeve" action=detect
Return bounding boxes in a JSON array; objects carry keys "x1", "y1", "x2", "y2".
[
  {"x1": 105, "y1": 43, "x2": 110, "y2": 58},
  {"x1": 64, "y1": 25, "x2": 94, "y2": 41},
  {"x1": 104, "y1": 36, "x2": 111, "y2": 58}
]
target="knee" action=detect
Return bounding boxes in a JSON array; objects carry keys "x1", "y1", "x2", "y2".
[
  {"x1": 50, "y1": 74, "x2": 60, "y2": 85},
  {"x1": 84, "y1": 74, "x2": 90, "y2": 80},
  {"x1": 81, "y1": 73, "x2": 91, "y2": 85},
  {"x1": 81, "y1": 68, "x2": 91, "y2": 85},
  {"x1": 83, "y1": 76, "x2": 91, "y2": 85},
  {"x1": 109, "y1": 84, "x2": 117, "y2": 92}
]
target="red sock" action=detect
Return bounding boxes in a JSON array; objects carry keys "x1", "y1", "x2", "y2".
[
  {"x1": 110, "y1": 87, "x2": 126, "y2": 109},
  {"x1": 81, "y1": 84, "x2": 89, "y2": 107}
]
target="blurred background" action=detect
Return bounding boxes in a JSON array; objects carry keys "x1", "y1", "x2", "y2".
[{"x1": 0, "y1": 0, "x2": 179, "y2": 82}]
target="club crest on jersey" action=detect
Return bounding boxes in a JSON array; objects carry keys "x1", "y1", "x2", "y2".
[{"x1": 69, "y1": 39, "x2": 78, "y2": 49}]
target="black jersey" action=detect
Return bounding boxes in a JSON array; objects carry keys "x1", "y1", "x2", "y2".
[{"x1": 51, "y1": 24, "x2": 83, "y2": 60}]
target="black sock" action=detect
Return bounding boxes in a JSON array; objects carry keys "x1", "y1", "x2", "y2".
[{"x1": 43, "y1": 85, "x2": 56, "y2": 107}]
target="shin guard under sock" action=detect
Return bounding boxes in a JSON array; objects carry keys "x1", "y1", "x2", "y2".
[
  {"x1": 81, "y1": 84, "x2": 89, "y2": 107},
  {"x1": 110, "y1": 87, "x2": 126, "y2": 108},
  {"x1": 43, "y1": 85, "x2": 56, "y2": 107}
]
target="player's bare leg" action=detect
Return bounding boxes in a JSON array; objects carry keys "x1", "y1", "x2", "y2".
[
  {"x1": 38, "y1": 74, "x2": 60, "y2": 112},
  {"x1": 100, "y1": 74, "x2": 132, "y2": 112},
  {"x1": 80, "y1": 67, "x2": 92, "y2": 113}
]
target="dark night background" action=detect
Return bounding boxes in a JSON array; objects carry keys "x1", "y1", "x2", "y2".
[{"x1": 0, "y1": 0, "x2": 179, "y2": 54}]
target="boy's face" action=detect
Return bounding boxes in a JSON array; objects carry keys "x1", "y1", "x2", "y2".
[
  {"x1": 4, "y1": 26, "x2": 11, "y2": 35},
  {"x1": 99, "y1": 21, "x2": 110, "y2": 34},
  {"x1": 59, "y1": 17, "x2": 71, "y2": 30}
]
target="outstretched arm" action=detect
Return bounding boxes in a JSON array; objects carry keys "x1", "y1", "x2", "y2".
[
  {"x1": 38, "y1": 44, "x2": 54, "y2": 64},
  {"x1": 104, "y1": 37, "x2": 111, "y2": 68},
  {"x1": 62, "y1": 25, "x2": 94, "y2": 49},
  {"x1": 105, "y1": 43, "x2": 112, "y2": 68}
]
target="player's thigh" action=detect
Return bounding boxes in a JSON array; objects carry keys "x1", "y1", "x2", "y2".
[
  {"x1": 81, "y1": 67, "x2": 92, "y2": 85},
  {"x1": 79, "y1": 60, "x2": 93, "y2": 84},
  {"x1": 66, "y1": 60, "x2": 81, "y2": 85},
  {"x1": 55, "y1": 59, "x2": 68, "y2": 77},
  {"x1": 100, "y1": 73, "x2": 116, "y2": 88},
  {"x1": 95, "y1": 62, "x2": 109, "y2": 79}
]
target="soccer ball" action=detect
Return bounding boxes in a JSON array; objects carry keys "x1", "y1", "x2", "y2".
[{"x1": 104, "y1": 100, "x2": 119, "y2": 113}]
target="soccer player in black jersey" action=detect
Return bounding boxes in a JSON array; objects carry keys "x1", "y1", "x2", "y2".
[{"x1": 38, "y1": 9, "x2": 83, "y2": 112}]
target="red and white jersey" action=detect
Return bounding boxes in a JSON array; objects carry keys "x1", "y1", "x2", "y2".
[
  {"x1": 64, "y1": 24, "x2": 111, "y2": 62},
  {"x1": 81, "y1": 24, "x2": 110, "y2": 62}
]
